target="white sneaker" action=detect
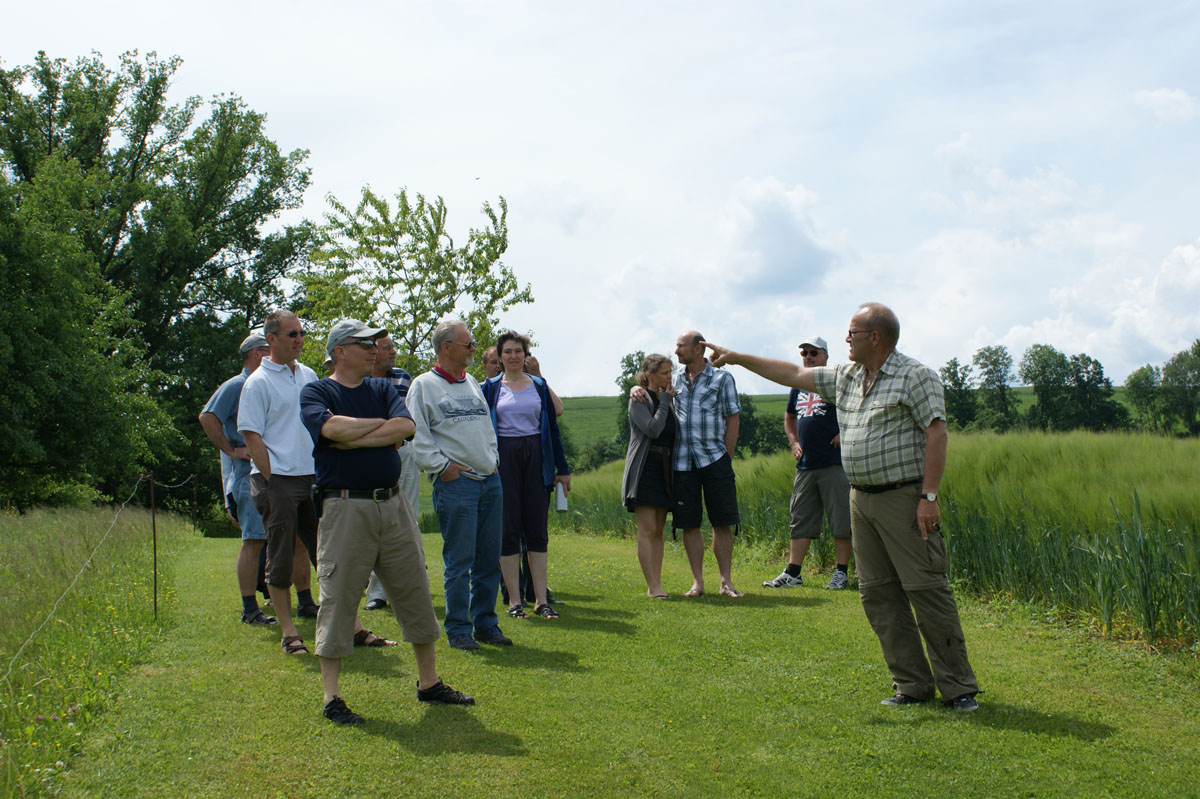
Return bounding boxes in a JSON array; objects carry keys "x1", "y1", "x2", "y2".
[
  {"x1": 762, "y1": 571, "x2": 803, "y2": 588},
  {"x1": 824, "y1": 570, "x2": 849, "y2": 590}
]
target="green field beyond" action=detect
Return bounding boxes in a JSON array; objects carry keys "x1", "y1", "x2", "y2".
[{"x1": 4, "y1": 515, "x2": 1200, "y2": 798}]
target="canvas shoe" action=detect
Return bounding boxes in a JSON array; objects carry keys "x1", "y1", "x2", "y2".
[
  {"x1": 824, "y1": 571, "x2": 850, "y2": 590},
  {"x1": 943, "y1": 694, "x2": 980, "y2": 712},
  {"x1": 762, "y1": 571, "x2": 803, "y2": 588},
  {"x1": 880, "y1": 692, "x2": 929, "y2": 707}
]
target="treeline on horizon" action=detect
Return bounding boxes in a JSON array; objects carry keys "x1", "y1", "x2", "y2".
[
  {"x1": 560, "y1": 340, "x2": 1200, "y2": 474},
  {"x1": 2, "y1": 50, "x2": 1198, "y2": 514}
]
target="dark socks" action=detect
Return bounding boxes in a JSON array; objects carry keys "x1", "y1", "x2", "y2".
[
  {"x1": 241, "y1": 595, "x2": 259, "y2": 614},
  {"x1": 784, "y1": 563, "x2": 803, "y2": 578},
  {"x1": 836, "y1": 564, "x2": 848, "y2": 574},
  {"x1": 297, "y1": 589, "x2": 315, "y2": 607}
]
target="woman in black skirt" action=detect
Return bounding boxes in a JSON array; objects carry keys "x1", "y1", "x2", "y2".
[{"x1": 619, "y1": 354, "x2": 675, "y2": 598}]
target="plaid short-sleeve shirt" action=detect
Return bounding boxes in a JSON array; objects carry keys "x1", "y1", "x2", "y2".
[
  {"x1": 672, "y1": 361, "x2": 741, "y2": 471},
  {"x1": 811, "y1": 350, "x2": 945, "y2": 486}
]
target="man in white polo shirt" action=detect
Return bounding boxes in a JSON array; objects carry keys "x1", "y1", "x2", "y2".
[{"x1": 238, "y1": 309, "x2": 323, "y2": 655}]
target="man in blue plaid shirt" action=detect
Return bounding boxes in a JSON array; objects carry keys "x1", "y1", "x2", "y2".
[{"x1": 671, "y1": 330, "x2": 743, "y2": 598}]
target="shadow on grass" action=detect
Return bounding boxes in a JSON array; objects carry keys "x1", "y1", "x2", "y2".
[
  {"x1": 670, "y1": 592, "x2": 825, "y2": 609},
  {"x1": 468, "y1": 642, "x2": 591, "y2": 672},
  {"x1": 362, "y1": 705, "x2": 526, "y2": 756},
  {"x1": 868, "y1": 701, "x2": 1115, "y2": 741}
]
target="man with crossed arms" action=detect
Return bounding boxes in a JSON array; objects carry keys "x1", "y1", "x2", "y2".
[
  {"x1": 300, "y1": 319, "x2": 473, "y2": 725},
  {"x1": 703, "y1": 302, "x2": 980, "y2": 711}
]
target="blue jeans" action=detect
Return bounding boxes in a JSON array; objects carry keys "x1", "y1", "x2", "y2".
[{"x1": 432, "y1": 472, "x2": 502, "y2": 639}]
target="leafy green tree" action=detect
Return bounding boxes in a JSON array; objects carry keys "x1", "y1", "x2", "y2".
[
  {"x1": 299, "y1": 186, "x2": 531, "y2": 377},
  {"x1": 971, "y1": 345, "x2": 1016, "y2": 431},
  {"x1": 1, "y1": 50, "x2": 311, "y2": 508},
  {"x1": 0, "y1": 158, "x2": 174, "y2": 507},
  {"x1": 611, "y1": 350, "x2": 648, "y2": 449},
  {"x1": 735, "y1": 394, "x2": 788, "y2": 457},
  {"x1": 1066, "y1": 353, "x2": 1128, "y2": 431},
  {"x1": 1125, "y1": 364, "x2": 1166, "y2": 432},
  {"x1": 1019, "y1": 344, "x2": 1072, "y2": 430},
  {"x1": 1161, "y1": 340, "x2": 1200, "y2": 435},
  {"x1": 939, "y1": 357, "x2": 977, "y2": 429}
]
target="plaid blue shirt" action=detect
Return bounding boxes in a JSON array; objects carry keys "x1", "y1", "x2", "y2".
[{"x1": 672, "y1": 361, "x2": 740, "y2": 471}]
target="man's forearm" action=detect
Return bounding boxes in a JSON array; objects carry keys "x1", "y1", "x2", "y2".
[
  {"x1": 320, "y1": 415, "x2": 387, "y2": 442},
  {"x1": 242, "y1": 432, "x2": 271, "y2": 479},
  {"x1": 704, "y1": 344, "x2": 816, "y2": 391},
  {"x1": 334, "y1": 418, "x2": 416, "y2": 449},
  {"x1": 724, "y1": 414, "x2": 739, "y2": 457},
  {"x1": 922, "y1": 419, "x2": 948, "y2": 492},
  {"x1": 199, "y1": 413, "x2": 234, "y2": 456}
]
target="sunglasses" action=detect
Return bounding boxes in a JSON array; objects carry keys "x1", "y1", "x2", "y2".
[{"x1": 800, "y1": 349, "x2": 823, "y2": 357}]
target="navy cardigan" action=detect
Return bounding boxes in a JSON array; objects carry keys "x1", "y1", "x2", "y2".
[{"x1": 481, "y1": 374, "x2": 570, "y2": 489}]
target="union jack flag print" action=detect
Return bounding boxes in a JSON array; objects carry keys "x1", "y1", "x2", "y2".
[{"x1": 793, "y1": 391, "x2": 826, "y2": 418}]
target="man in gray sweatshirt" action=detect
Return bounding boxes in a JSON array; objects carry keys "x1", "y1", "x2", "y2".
[{"x1": 406, "y1": 319, "x2": 509, "y2": 651}]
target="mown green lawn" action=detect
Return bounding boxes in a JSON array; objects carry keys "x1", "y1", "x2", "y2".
[{"x1": 55, "y1": 532, "x2": 1200, "y2": 798}]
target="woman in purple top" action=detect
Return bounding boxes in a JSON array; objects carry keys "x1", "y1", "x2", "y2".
[{"x1": 482, "y1": 331, "x2": 571, "y2": 620}]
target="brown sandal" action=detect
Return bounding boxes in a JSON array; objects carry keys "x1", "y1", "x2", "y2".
[
  {"x1": 281, "y1": 635, "x2": 309, "y2": 655},
  {"x1": 354, "y1": 628, "x2": 397, "y2": 647}
]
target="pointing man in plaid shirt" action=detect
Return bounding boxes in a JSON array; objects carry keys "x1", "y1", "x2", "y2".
[{"x1": 702, "y1": 303, "x2": 980, "y2": 712}]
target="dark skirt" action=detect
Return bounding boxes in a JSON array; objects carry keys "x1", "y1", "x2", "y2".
[{"x1": 626, "y1": 449, "x2": 672, "y2": 512}]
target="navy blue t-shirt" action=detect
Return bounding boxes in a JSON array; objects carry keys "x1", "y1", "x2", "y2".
[
  {"x1": 785, "y1": 387, "x2": 842, "y2": 471},
  {"x1": 299, "y1": 377, "x2": 411, "y2": 490}
]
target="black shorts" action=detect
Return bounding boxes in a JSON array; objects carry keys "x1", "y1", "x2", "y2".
[{"x1": 673, "y1": 454, "x2": 739, "y2": 530}]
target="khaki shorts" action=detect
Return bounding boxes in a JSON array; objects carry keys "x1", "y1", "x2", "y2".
[{"x1": 313, "y1": 491, "x2": 440, "y2": 659}]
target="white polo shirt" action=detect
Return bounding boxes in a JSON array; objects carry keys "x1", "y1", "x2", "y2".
[{"x1": 237, "y1": 357, "x2": 318, "y2": 477}]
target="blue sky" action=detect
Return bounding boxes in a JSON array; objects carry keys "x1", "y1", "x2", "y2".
[{"x1": 5, "y1": 1, "x2": 1198, "y2": 394}]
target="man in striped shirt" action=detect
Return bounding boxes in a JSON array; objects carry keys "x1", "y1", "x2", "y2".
[
  {"x1": 702, "y1": 303, "x2": 980, "y2": 712},
  {"x1": 671, "y1": 330, "x2": 742, "y2": 598}
]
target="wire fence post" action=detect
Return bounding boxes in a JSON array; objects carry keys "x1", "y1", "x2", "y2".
[{"x1": 149, "y1": 472, "x2": 158, "y2": 621}]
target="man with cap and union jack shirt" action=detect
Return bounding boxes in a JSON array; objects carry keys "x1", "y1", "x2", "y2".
[{"x1": 762, "y1": 336, "x2": 853, "y2": 590}]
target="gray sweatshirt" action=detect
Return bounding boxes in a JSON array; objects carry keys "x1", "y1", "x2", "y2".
[{"x1": 407, "y1": 370, "x2": 499, "y2": 479}]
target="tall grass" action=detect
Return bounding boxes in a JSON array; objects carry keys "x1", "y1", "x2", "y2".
[
  {"x1": 0, "y1": 507, "x2": 198, "y2": 797},
  {"x1": 551, "y1": 432, "x2": 1200, "y2": 647}
]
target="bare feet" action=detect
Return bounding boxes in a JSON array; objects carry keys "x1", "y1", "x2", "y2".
[
  {"x1": 647, "y1": 590, "x2": 670, "y2": 599},
  {"x1": 684, "y1": 586, "x2": 704, "y2": 598}
]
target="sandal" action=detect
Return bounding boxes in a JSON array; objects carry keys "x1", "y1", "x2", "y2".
[
  {"x1": 354, "y1": 628, "x2": 397, "y2": 647},
  {"x1": 507, "y1": 604, "x2": 528, "y2": 619},
  {"x1": 281, "y1": 635, "x2": 309, "y2": 655},
  {"x1": 533, "y1": 603, "x2": 559, "y2": 619},
  {"x1": 719, "y1": 587, "x2": 745, "y2": 598},
  {"x1": 683, "y1": 588, "x2": 705, "y2": 598}
]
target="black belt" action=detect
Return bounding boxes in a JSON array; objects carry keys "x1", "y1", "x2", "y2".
[
  {"x1": 850, "y1": 479, "x2": 920, "y2": 494},
  {"x1": 320, "y1": 486, "x2": 399, "y2": 502}
]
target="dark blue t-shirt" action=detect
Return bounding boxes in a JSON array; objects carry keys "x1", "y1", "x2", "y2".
[
  {"x1": 786, "y1": 387, "x2": 842, "y2": 471},
  {"x1": 299, "y1": 377, "x2": 411, "y2": 490}
]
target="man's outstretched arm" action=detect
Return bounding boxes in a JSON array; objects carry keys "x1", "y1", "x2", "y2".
[{"x1": 702, "y1": 342, "x2": 817, "y2": 392}]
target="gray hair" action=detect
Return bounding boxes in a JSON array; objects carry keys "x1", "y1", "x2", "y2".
[
  {"x1": 431, "y1": 318, "x2": 468, "y2": 354},
  {"x1": 263, "y1": 309, "x2": 299, "y2": 336},
  {"x1": 857, "y1": 302, "x2": 900, "y2": 345}
]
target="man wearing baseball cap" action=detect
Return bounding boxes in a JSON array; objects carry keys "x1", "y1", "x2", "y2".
[
  {"x1": 300, "y1": 319, "x2": 473, "y2": 724},
  {"x1": 763, "y1": 336, "x2": 854, "y2": 590},
  {"x1": 199, "y1": 331, "x2": 279, "y2": 625}
]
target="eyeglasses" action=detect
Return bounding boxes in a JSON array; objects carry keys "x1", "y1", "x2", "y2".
[
  {"x1": 277, "y1": 329, "x2": 304, "y2": 339},
  {"x1": 448, "y1": 339, "x2": 477, "y2": 350},
  {"x1": 847, "y1": 329, "x2": 874, "y2": 338},
  {"x1": 345, "y1": 339, "x2": 378, "y2": 350},
  {"x1": 800, "y1": 349, "x2": 823, "y2": 357}
]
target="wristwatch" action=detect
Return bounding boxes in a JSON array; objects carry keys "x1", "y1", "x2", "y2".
[{"x1": 921, "y1": 492, "x2": 938, "y2": 503}]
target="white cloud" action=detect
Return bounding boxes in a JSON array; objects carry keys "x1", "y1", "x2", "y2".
[{"x1": 1134, "y1": 88, "x2": 1198, "y2": 124}]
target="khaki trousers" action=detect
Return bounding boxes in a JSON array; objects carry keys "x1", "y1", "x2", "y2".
[{"x1": 851, "y1": 483, "x2": 978, "y2": 701}]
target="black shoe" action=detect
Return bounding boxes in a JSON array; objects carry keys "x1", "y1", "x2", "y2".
[
  {"x1": 943, "y1": 694, "x2": 980, "y2": 712},
  {"x1": 880, "y1": 692, "x2": 929, "y2": 707},
  {"x1": 417, "y1": 681, "x2": 475, "y2": 705},
  {"x1": 473, "y1": 626, "x2": 513, "y2": 646},
  {"x1": 364, "y1": 598, "x2": 388, "y2": 611},
  {"x1": 547, "y1": 589, "x2": 564, "y2": 605},
  {"x1": 240, "y1": 608, "x2": 278, "y2": 626},
  {"x1": 448, "y1": 634, "x2": 481, "y2": 651},
  {"x1": 297, "y1": 603, "x2": 320, "y2": 619},
  {"x1": 323, "y1": 696, "x2": 364, "y2": 725}
]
